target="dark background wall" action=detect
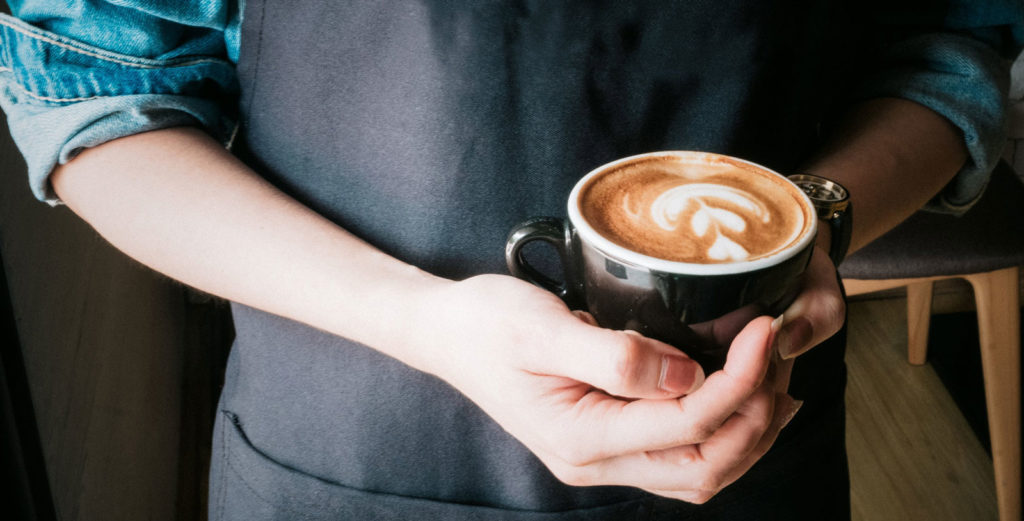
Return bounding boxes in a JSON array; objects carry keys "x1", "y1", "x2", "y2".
[{"x1": 0, "y1": 109, "x2": 230, "y2": 520}]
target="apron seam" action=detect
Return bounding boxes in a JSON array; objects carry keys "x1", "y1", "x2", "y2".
[
  {"x1": 215, "y1": 412, "x2": 228, "y2": 520},
  {"x1": 242, "y1": 0, "x2": 268, "y2": 130}
]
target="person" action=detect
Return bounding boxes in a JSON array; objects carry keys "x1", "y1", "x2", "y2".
[{"x1": 1, "y1": 1, "x2": 1020, "y2": 519}]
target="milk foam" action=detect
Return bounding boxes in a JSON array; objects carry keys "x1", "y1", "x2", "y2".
[
  {"x1": 577, "y1": 153, "x2": 810, "y2": 265},
  {"x1": 645, "y1": 183, "x2": 770, "y2": 261}
]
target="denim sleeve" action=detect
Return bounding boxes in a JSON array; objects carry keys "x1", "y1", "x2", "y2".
[
  {"x1": 852, "y1": 0, "x2": 1024, "y2": 214},
  {"x1": 0, "y1": 1, "x2": 240, "y2": 205}
]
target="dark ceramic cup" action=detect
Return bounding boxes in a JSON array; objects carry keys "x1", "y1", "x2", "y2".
[{"x1": 505, "y1": 151, "x2": 816, "y2": 372}]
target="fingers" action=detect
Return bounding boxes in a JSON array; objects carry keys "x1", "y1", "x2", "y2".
[
  {"x1": 539, "y1": 382, "x2": 791, "y2": 501},
  {"x1": 776, "y1": 247, "x2": 845, "y2": 359},
  {"x1": 687, "y1": 303, "x2": 763, "y2": 350},
  {"x1": 528, "y1": 312, "x2": 792, "y2": 502},
  {"x1": 719, "y1": 315, "x2": 777, "y2": 388},
  {"x1": 716, "y1": 393, "x2": 803, "y2": 492},
  {"x1": 644, "y1": 393, "x2": 801, "y2": 504},
  {"x1": 444, "y1": 276, "x2": 798, "y2": 504},
  {"x1": 771, "y1": 355, "x2": 795, "y2": 394},
  {"x1": 571, "y1": 310, "x2": 598, "y2": 326},
  {"x1": 538, "y1": 312, "x2": 706, "y2": 400},
  {"x1": 552, "y1": 316, "x2": 776, "y2": 462}
]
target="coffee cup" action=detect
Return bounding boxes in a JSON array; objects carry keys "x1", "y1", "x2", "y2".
[{"x1": 505, "y1": 151, "x2": 816, "y2": 371}]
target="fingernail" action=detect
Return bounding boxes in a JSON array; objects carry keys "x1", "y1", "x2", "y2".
[
  {"x1": 769, "y1": 314, "x2": 786, "y2": 363},
  {"x1": 775, "y1": 327, "x2": 791, "y2": 360},
  {"x1": 659, "y1": 355, "x2": 704, "y2": 394},
  {"x1": 777, "y1": 317, "x2": 812, "y2": 360},
  {"x1": 781, "y1": 399, "x2": 804, "y2": 429}
]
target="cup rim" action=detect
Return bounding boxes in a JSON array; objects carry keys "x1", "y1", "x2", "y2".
[{"x1": 567, "y1": 151, "x2": 817, "y2": 275}]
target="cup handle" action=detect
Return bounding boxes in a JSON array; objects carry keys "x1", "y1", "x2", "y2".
[{"x1": 505, "y1": 217, "x2": 582, "y2": 307}]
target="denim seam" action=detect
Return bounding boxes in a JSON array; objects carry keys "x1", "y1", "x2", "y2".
[
  {"x1": 0, "y1": 28, "x2": 9, "y2": 70},
  {"x1": 0, "y1": 16, "x2": 226, "y2": 70},
  {"x1": 1, "y1": 70, "x2": 104, "y2": 102}
]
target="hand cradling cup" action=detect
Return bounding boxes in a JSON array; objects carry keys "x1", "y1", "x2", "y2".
[{"x1": 505, "y1": 151, "x2": 816, "y2": 372}]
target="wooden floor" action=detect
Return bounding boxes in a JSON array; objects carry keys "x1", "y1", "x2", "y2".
[{"x1": 846, "y1": 297, "x2": 998, "y2": 521}]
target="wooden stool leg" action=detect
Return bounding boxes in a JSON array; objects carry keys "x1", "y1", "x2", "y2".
[
  {"x1": 906, "y1": 280, "x2": 934, "y2": 365},
  {"x1": 966, "y1": 266, "x2": 1021, "y2": 521}
]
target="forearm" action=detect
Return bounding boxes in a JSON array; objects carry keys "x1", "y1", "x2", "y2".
[
  {"x1": 51, "y1": 126, "x2": 447, "y2": 370},
  {"x1": 803, "y1": 97, "x2": 968, "y2": 255}
]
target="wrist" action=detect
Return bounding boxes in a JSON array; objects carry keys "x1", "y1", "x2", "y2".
[
  {"x1": 816, "y1": 220, "x2": 833, "y2": 257},
  {"x1": 317, "y1": 261, "x2": 453, "y2": 372},
  {"x1": 380, "y1": 266, "x2": 455, "y2": 371},
  {"x1": 789, "y1": 173, "x2": 851, "y2": 266}
]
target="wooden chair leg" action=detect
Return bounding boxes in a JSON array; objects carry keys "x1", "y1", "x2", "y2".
[
  {"x1": 906, "y1": 280, "x2": 934, "y2": 365},
  {"x1": 966, "y1": 266, "x2": 1021, "y2": 521}
]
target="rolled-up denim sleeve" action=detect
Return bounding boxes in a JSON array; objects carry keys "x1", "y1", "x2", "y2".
[
  {"x1": 0, "y1": 1, "x2": 239, "y2": 205},
  {"x1": 852, "y1": 1, "x2": 1024, "y2": 214}
]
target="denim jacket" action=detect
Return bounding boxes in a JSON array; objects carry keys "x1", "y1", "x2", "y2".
[
  {"x1": 1, "y1": 0, "x2": 1021, "y2": 211},
  {"x1": 0, "y1": 0, "x2": 241, "y2": 204}
]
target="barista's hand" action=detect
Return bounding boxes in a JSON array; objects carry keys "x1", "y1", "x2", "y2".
[
  {"x1": 682, "y1": 244, "x2": 845, "y2": 498},
  {"x1": 776, "y1": 246, "x2": 846, "y2": 360},
  {"x1": 769, "y1": 245, "x2": 846, "y2": 394},
  {"x1": 412, "y1": 274, "x2": 799, "y2": 504}
]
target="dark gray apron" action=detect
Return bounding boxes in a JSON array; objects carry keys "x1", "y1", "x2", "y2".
[{"x1": 210, "y1": 1, "x2": 855, "y2": 519}]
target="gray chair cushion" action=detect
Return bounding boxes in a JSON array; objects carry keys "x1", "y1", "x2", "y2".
[{"x1": 839, "y1": 161, "x2": 1024, "y2": 280}]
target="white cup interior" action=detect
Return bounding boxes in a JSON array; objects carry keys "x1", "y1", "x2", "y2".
[{"x1": 567, "y1": 151, "x2": 817, "y2": 276}]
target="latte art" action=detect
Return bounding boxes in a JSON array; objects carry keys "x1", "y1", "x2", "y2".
[
  {"x1": 578, "y1": 154, "x2": 810, "y2": 264},
  {"x1": 644, "y1": 183, "x2": 771, "y2": 261}
]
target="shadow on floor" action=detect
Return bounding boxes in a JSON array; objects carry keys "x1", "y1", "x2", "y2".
[{"x1": 928, "y1": 309, "x2": 1023, "y2": 455}]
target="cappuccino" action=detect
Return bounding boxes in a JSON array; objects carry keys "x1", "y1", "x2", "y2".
[
  {"x1": 508, "y1": 151, "x2": 817, "y2": 370},
  {"x1": 577, "y1": 153, "x2": 811, "y2": 264}
]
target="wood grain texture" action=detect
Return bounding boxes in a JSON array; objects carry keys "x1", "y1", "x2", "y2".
[
  {"x1": 846, "y1": 298, "x2": 999, "y2": 521},
  {"x1": 845, "y1": 267, "x2": 1021, "y2": 521},
  {"x1": 905, "y1": 280, "x2": 935, "y2": 365},
  {"x1": 966, "y1": 267, "x2": 1022, "y2": 521}
]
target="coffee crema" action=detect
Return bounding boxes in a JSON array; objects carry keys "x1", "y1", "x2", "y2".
[{"x1": 578, "y1": 154, "x2": 810, "y2": 264}]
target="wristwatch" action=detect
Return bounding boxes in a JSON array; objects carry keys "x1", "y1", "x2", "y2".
[{"x1": 788, "y1": 174, "x2": 852, "y2": 266}]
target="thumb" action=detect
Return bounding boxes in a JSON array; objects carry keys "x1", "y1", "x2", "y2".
[
  {"x1": 544, "y1": 316, "x2": 706, "y2": 399},
  {"x1": 776, "y1": 247, "x2": 846, "y2": 360},
  {"x1": 720, "y1": 315, "x2": 776, "y2": 389}
]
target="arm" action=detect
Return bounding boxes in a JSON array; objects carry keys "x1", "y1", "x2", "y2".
[
  {"x1": 50, "y1": 126, "x2": 443, "y2": 368},
  {"x1": 5, "y1": 3, "x2": 788, "y2": 503},
  {"x1": 51, "y1": 126, "x2": 791, "y2": 504},
  {"x1": 9, "y1": 0, "x2": 1018, "y2": 505},
  {"x1": 770, "y1": 97, "x2": 968, "y2": 378},
  {"x1": 31, "y1": 48, "x2": 1013, "y2": 513},
  {"x1": 808, "y1": 98, "x2": 967, "y2": 256},
  {"x1": 773, "y1": 0, "x2": 1024, "y2": 359}
]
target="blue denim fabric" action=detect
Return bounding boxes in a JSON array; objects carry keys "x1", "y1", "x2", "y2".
[
  {"x1": 850, "y1": 0, "x2": 1024, "y2": 212},
  {"x1": 0, "y1": 0, "x2": 1021, "y2": 210},
  {"x1": 0, "y1": 1, "x2": 240, "y2": 204},
  {"x1": 854, "y1": 31, "x2": 1015, "y2": 213}
]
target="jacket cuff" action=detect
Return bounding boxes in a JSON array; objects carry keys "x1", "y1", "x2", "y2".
[
  {"x1": 0, "y1": 85, "x2": 236, "y2": 205},
  {"x1": 0, "y1": 14, "x2": 238, "y2": 205},
  {"x1": 851, "y1": 32, "x2": 1012, "y2": 215}
]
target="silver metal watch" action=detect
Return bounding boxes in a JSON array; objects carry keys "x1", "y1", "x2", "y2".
[{"x1": 788, "y1": 174, "x2": 852, "y2": 266}]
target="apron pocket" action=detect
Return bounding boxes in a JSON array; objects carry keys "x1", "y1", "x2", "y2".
[{"x1": 212, "y1": 411, "x2": 651, "y2": 521}]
